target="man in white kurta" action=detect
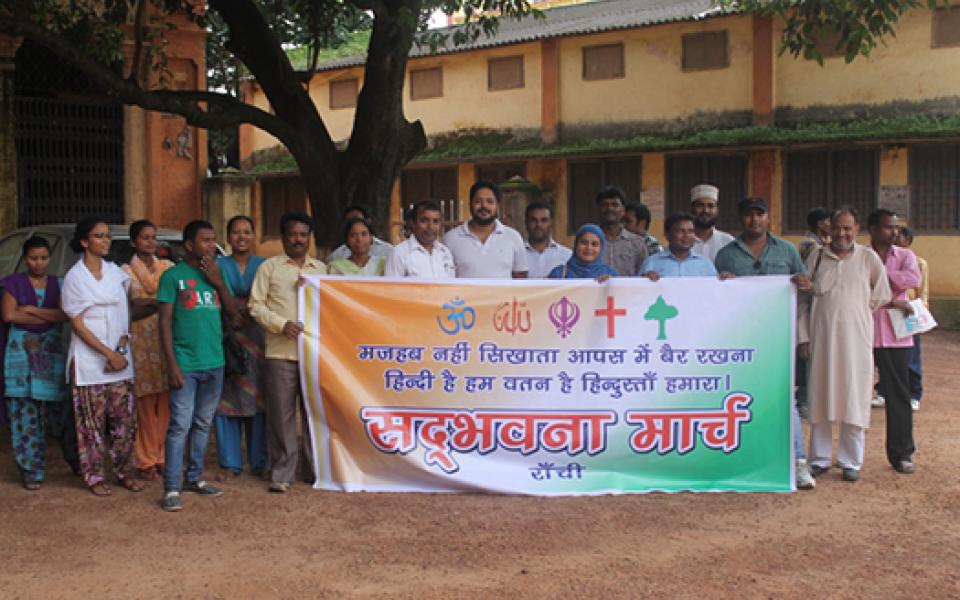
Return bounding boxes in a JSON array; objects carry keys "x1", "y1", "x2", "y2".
[{"x1": 798, "y1": 209, "x2": 891, "y2": 482}]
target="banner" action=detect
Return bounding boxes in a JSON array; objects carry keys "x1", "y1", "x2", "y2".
[{"x1": 299, "y1": 276, "x2": 796, "y2": 494}]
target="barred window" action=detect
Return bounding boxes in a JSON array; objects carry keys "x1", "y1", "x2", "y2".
[
  {"x1": 783, "y1": 148, "x2": 878, "y2": 232},
  {"x1": 567, "y1": 156, "x2": 641, "y2": 233},
  {"x1": 909, "y1": 144, "x2": 960, "y2": 232}
]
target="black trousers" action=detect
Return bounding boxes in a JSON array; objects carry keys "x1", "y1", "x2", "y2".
[{"x1": 874, "y1": 347, "x2": 915, "y2": 466}]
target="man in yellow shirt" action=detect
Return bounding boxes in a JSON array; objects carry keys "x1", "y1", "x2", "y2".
[{"x1": 250, "y1": 212, "x2": 327, "y2": 492}]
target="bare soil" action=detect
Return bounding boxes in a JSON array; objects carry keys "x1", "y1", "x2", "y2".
[{"x1": 1, "y1": 331, "x2": 959, "y2": 599}]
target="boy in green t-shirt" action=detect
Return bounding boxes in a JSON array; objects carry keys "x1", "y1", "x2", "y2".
[{"x1": 157, "y1": 220, "x2": 240, "y2": 512}]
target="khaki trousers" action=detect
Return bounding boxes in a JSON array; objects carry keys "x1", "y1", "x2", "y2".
[{"x1": 264, "y1": 359, "x2": 315, "y2": 484}]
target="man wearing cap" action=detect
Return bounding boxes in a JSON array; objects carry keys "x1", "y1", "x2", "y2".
[
  {"x1": 596, "y1": 186, "x2": 648, "y2": 276},
  {"x1": 714, "y1": 197, "x2": 817, "y2": 490},
  {"x1": 690, "y1": 184, "x2": 735, "y2": 262}
]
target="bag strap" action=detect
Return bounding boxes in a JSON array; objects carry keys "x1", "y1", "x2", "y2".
[{"x1": 811, "y1": 247, "x2": 824, "y2": 280}]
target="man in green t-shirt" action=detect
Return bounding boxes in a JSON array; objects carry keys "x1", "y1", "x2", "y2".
[{"x1": 157, "y1": 220, "x2": 240, "y2": 512}]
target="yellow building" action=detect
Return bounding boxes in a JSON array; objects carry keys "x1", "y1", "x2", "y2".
[{"x1": 240, "y1": 0, "x2": 960, "y2": 324}]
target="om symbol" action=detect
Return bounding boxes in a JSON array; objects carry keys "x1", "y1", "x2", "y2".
[{"x1": 436, "y1": 297, "x2": 476, "y2": 335}]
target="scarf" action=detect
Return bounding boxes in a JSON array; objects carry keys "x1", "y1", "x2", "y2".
[
  {"x1": 61, "y1": 258, "x2": 129, "y2": 317},
  {"x1": 560, "y1": 224, "x2": 619, "y2": 279},
  {"x1": 128, "y1": 254, "x2": 166, "y2": 296},
  {"x1": 1, "y1": 272, "x2": 61, "y2": 334},
  {"x1": 217, "y1": 254, "x2": 265, "y2": 298}
]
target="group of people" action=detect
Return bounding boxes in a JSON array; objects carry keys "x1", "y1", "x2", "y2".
[
  {"x1": 1, "y1": 213, "x2": 327, "y2": 511},
  {"x1": 1, "y1": 177, "x2": 928, "y2": 504}
]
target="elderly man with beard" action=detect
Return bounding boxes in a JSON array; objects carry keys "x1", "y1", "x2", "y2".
[
  {"x1": 690, "y1": 184, "x2": 735, "y2": 262},
  {"x1": 250, "y1": 212, "x2": 327, "y2": 493},
  {"x1": 798, "y1": 207, "x2": 891, "y2": 483},
  {"x1": 595, "y1": 186, "x2": 647, "y2": 276},
  {"x1": 714, "y1": 197, "x2": 816, "y2": 490},
  {"x1": 444, "y1": 180, "x2": 528, "y2": 278},
  {"x1": 523, "y1": 202, "x2": 571, "y2": 278},
  {"x1": 386, "y1": 200, "x2": 456, "y2": 278}
]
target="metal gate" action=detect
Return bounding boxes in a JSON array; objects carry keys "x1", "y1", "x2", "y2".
[{"x1": 14, "y1": 41, "x2": 124, "y2": 226}]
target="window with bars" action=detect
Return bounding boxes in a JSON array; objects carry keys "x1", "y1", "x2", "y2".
[
  {"x1": 783, "y1": 148, "x2": 878, "y2": 232},
  {"x1": 567, "y1": 157, "x2": 641, "y2": 233},
  {"x1": 933, "y1": 7, "x2": 960, "y2": 48},
  {"x1": 401, "y1": 168, "x2": 460, "y2": 229},
  {"x1": 665, "y1": 154, "x2": 748, "y2": 235},
  {"x1": 260, "y1": 177, "x2": 306, "y2": 238},
  {"x1": 909, "y1": 144, "x2": 960, "y2": 232}
]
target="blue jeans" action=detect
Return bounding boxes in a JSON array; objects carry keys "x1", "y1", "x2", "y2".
[
  {"x1": 163, "y1": 368, "x2": 224, "y2": 492},
  {"x1": 793, "y1": 402, "x2": 805, "y2": 460}
]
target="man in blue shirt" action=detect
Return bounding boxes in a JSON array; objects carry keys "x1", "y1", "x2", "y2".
[{"x1": 640, "y1": 212, "x2": 718, "y2": 280}]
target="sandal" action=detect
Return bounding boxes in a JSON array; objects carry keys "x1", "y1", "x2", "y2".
[
  {"x1": 119, "y1": 478, "x2": 145, "y2": 493},
  {"x1": 23, "y1": 479, "x2": 41, "y2": 491},
  {"x1": 137, "y1": 468, "x2": 158, "y2": 481},
  {"x1": 89, "y1": 482, "x2": 113, "y2": 497}
]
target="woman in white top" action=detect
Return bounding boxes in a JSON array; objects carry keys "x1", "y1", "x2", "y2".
[{"x1": 61, "y1": 218, "x2": 144, "y2": 496}]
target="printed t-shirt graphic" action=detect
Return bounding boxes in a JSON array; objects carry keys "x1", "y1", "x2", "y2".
[{"x1": 157, "y1": 262, "x2": 234, "y2": 372}]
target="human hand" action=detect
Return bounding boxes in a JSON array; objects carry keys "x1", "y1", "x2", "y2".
[
  {"x1": 105, "y1": 351, "x2": 128, "y2": 373},
  {"x1": 798, "y1": 342, "x2": 810, "y2": 361},
  {"x1": 595, "y1": 274, "x2": 612, "y2": 284},
  {"x1": 168, "y1": 364, "x2": 185, "y2": 389},
  {"x1": 283, "y1": 320, "x2": 304, "y2": 340},
  {"x1": 199, "y1": 255, "x2": 225, "y2": 288},
  {"x1": 791, "y1": 274, "x2": 813, "y2": 293},
  {"x1": 643, "y1": 271, "x2": 660, "y2": 282},
  {"x1": 719, "y1": 271, "x2": 736, "y2": 281}
]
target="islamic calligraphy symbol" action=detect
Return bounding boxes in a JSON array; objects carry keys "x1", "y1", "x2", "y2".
[
  {"x1": 493, "y1": 297, "x2": 531, "y2": 335},
  {"x1": 548, "y1": 296, "x2": 580, "y2": 338},
  {"x1": 436, "y1": 297, "x2": 476, "y2": 335}
]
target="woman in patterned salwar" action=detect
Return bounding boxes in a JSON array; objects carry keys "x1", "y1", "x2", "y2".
[
  {"x1": 1, "y1": 236, "x2": 77, "y2": 490},
  {"x1": 214, "y1": 215, "x2": 268, "y2": 477},
  {"x1": 122, "y1": 220, "x2": 174, "y2": 480},
  {"x1": 61, "y1": 218, "x2": 144, "y2": 496}
]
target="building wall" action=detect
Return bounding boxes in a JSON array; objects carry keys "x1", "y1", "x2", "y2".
[
  {"x1": 557, "y1": 15, "x2": 754, "y2": 135},
  {"x1": 776, "y1": 9, "x2": 960, "y2": 113}
]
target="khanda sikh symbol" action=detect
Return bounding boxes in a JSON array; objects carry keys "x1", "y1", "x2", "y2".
[
  {"x1": 436, "y1": 297, "x2": 476, "y2": 335},
  {"x1": 548, "y1": 296, "x2": 580, "y2": 338},
  {"x1": 493, "y1": 297, "x2": 532, "y2": 335}
]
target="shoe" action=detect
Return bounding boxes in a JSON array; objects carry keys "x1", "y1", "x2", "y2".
[
  {"x1": 910, "y1": 399, "x2": 920, "y2": 412},
  {"x1": 871, "y1": 394, "x2": 885, "y2": 408},
  {"x1": 797, "y1": 404, "x2": 810, "y2": 421},
  {"x1": 182, "y1": 480, "x2": 223, "y2": 497},
  {"x1": 796, "y1": 459, "x2": 816, "y2": 490},
  {"x1": 841, "y1": 467, "x2": 860, "y2": 482},
  {"x1": 809, "y1": 464, "x2": 830, "y2": 478},
  {"x1": 894, "y1": 460, "x2": 915, "y2": 474},
  {"x1": 268, "y1": 482, "x2": 291, "y2": 493},
  {"x1": 161, "y1": 491, "x2": 182, "y2": 512}
]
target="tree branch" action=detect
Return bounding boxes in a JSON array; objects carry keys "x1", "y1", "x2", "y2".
[
  {"x1": 127, "y1": 0, "x2": 148, "y2": 85},
  {"x1": 0, "y1": 13, "x2": 302, "y2": 143}
]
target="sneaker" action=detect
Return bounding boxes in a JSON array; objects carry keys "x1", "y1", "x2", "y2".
[
  {"x1": 910, "y1": 399, "x2": 920, "y2": 412},
  {"x1": 268, "y1": 481, "x2": 291, "y2": 493},
  {"x1": 809, "y1": 464, "x2": 830, "y2": 478},
  {"x1": 161, "y1": 490, "x2": 182, "y2": 512},
  {"x1": 796, "y1": 459, "x2": 816, "y2": 490},
  {"x1": 894, "y1": 460, "x2": 916, "y2": 474},
  {"x1": 182, "y1": 480, "x2": 223, "y2": 497},
  {"x1": 871, "y1": 394, "x2": 885, "y2": 408},
  {"x1": 841, "y1": 467, "x2": 860, "y2": 482}
]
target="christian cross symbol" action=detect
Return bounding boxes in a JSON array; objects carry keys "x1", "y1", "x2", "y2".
[{"x1": 594, "y1": 296, "x2": 626, "y2": 339}]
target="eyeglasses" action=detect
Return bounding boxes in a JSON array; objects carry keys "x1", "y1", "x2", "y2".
[{"x1": 90, "y1": 233, "x2": 112, "y2": 240}]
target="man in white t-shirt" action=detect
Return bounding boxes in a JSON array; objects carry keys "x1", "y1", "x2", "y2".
[
  {"x1": 385, "y1": 200, "x2": 456, "y2": 278},
  {"x1": 443, "y1": 180, "x2": 528, "y2": 279},
  {"x1": 690, "y1": 184, "x2": 735, "y2": 262}
]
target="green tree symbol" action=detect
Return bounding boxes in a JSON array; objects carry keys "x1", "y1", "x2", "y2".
[{"x1": 644, "y1": 296, "x2": 679, "y2": 340}]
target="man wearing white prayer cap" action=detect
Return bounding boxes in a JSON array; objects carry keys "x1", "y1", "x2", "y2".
[{"x1": 690, "y1": 184, "x2": 735, "y2": 262}]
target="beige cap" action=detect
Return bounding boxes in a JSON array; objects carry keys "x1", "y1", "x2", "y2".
[{"x1": 690, "y1": 184, "x2": 719, "y2": 203}]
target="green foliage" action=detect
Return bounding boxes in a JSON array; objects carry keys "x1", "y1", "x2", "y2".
[
  {"x1": 716, "y1": 0, "x2": 951, "y2": 64},
  {"x1": 284, "y1": 30, "x2": 371, "y2": 70},
  {"x1": 415, "y1": 116, "x2": 960, "y2": 162}
]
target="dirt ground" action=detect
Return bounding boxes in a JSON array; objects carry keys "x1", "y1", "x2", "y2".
[{"x1": 1, "y1": 331, "x2": 958, "y2": 599}]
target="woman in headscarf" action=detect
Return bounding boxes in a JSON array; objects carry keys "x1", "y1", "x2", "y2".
[
  {"x1": 327, "y1": 217, "x2": 386, "y2": 276},
  {"x1": 1, "y1": 236, "x2": 77, "y2": 489},
  {"x1": 121, "y1": 220, "x2": 174, "y2": 481},
  {"x1": 61, "y1": 218, "x2": 143, "y2": 496},
  {"x1": 548, "y1": 224, "x2": 619, "y2": 281},
  {"x1": 214, "y1": 215, "x2": 269, "y2": 477}
]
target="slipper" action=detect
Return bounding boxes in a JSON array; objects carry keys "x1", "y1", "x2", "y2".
[
  {"x1": 137, "y1": 468, "x2": 158, "y2": 481},
  {"x1": 89, "y1": 482, "x2": 113, "y2": 497},
  {"x1": 23, "y1": 480, "x2": 41, "y2": 491},
  {"x1": 118, "y1": 478, "x2": 145, "y2": 493}
]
